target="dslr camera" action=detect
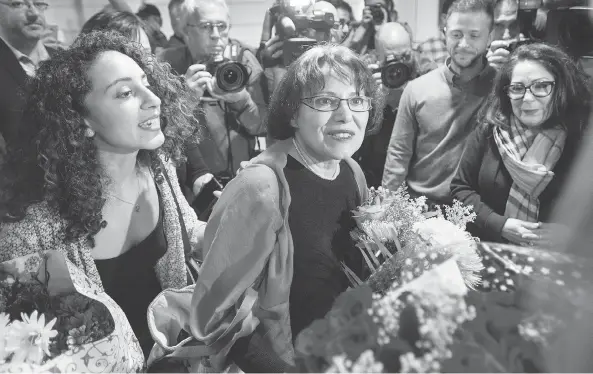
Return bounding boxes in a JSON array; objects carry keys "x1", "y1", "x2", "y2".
[
  {"x1": 373, "y1": 53, "x2": 415, "y2": 89},
  {"x1": 368, "y1": 3, "x2": 388, "y2": 25},
  {"x1": 206, "y1": 55, "x2": 249, "y2": 93},
  {"x1": 267, "y1": 0, "x2": 336, "y2": 66},
  {"x1": 518, "y1": 0, "x2": 592, "y2": 58}
]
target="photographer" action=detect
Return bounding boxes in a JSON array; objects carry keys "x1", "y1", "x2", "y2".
[
  {"x1": 342, "y1": 0, "x2": 412, "y2": 55},
  {"x1": 258, "y1": 1, "x2": 344, "y2": 106},
  {"x1": 158, "y1": 0, "x2": 268, "y2": 180},
  {"x1": 356, "y1": 22, "x2": 414, "y2": 186},
  {"x1": 487, "y1": 0, "x2": 526, "y2": 70}
]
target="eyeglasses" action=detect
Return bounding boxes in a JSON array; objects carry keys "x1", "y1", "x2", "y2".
[
  {"x1": 301, "y1": 95, "x2": 372, "y2": 112},
  {"x1": 187, "y1": 22, "x2": 229, "y2": 34},
  {"x1": 505, "y1": 80, "x2": 555, "y2": 100},
  {"x1": 0, "y1": 0, "x2": 49, "y2": 11}
]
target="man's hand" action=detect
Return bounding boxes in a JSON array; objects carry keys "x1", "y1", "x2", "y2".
[
  {"x1": 185, "y1": 64, "x2": 213, "y2": 100},
  {"x1": 260, "y1": 35, "x2": 284, "y2": 68},
  {"x1": 501, "y1": 218, "x2": 540, "y2": 245},
  {"x1": 368, "y1": 63, "x2": 383, "y2": 89},
  {"x1": 487, "y1": 34, "x2": 527, "y2": 70},
  {"x1": 209, "y1": 77, "x2": 250, "y2": 103}
]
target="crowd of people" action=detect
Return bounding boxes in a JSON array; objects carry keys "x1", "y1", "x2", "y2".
[{"x1": 0, "y1": 0, "x2": 591, "y2": 371}]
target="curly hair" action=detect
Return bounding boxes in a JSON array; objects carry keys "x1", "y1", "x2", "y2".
[
  {"x1": 0, "y1": 30, "x2": 200, "y2": 245},
  {"x1": 266, "y1": 43, "x2": 384, "y2": 140},
  {"x1": 480, "y1": 42, "x2": 592, "y2": 138}
]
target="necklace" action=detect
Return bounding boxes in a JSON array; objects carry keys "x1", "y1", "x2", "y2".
[
  {"x1": 104, "y1": 175, "x2": 142, "y2": 213},
  {"x1": 292, "y1": 138, "x2": 339, "y2": 180}
]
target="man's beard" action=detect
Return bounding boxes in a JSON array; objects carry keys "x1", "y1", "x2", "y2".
[{"x1": 452, "y1": 50, "x2": 484, "y2": 71}]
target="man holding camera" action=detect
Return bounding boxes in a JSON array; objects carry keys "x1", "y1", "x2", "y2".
[
  {"x1": 355, "y1": 22, "x2": 413, "y2": 187},
  {"x1": 382, "y1": 0, "x2": 497, "y2": 207},
  {"x1": 158, "y1": 0, "x2": 267, "y2": 180}
]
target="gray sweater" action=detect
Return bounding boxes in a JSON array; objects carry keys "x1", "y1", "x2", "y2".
[{"x1": 382, "y1": 60, "x2": 496, "y2": 203}]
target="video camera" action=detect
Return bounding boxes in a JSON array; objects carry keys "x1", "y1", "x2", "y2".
[
  {"x1": 518, "y1": 0, "x2": 593, "y2": 58},
  {"x1": 206, "y1": 55, "x2": 249, "y2": 93},
  {"x1": 372, "y1": 53, "x2": 414, "y2": 89},
  {"x1": 266, "y1": 0, "x2": 336, "y2": 66}
]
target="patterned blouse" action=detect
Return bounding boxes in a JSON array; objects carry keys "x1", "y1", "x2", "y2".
[{"x1": 0, "y1": 157, "x2": 205, "y2": 291}]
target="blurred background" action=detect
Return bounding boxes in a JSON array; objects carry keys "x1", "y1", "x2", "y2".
[{"x1": 44, "y1": 0, "x2": 441, "y2": 49}]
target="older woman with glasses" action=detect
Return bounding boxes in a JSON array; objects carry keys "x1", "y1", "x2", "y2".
[
  {"x1": 451, "y1": 42, "x2": 592, "y2": 247},
  {"x1": 185, "y1": 44, "x2": 383, "y2": 372}
]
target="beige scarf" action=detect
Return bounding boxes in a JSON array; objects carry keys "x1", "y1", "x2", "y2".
[{"x1": 493, "y1": 117, "x2": 566, "y2": 222}]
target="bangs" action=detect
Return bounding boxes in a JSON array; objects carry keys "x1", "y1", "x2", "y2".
[{"x1": 293, "y1": 45, "x2": 372, "y2": 96}]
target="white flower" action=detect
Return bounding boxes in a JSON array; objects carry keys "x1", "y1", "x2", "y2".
[
  {"x1": 0, "y1": 313, "x2": 10, "y2": 362},
  {"x1": 6, "y1": 311, "x2": 58, "y2": 365}
]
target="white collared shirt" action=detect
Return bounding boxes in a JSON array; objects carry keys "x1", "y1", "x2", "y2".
[{"x1": 0, "y1": 36, "x2": 50, "y2": 77}]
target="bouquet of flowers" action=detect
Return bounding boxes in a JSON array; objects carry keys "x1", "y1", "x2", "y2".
[
  {"x1": 295, "y1": 255, "x2": 476, "y2": 373},
  {"x1": 0, "y1": 251, "x2": 145, "y2": 373},
  {"x1": 348, "y1": 186, "x2": 482, "y2": 293},
  {"x1": 442, "y1": 242, "x2": 593, "y2": 373}
]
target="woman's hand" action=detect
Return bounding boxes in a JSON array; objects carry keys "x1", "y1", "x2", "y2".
[
  {"x1": 530, "y1": 223, "x2": 571, "y2": 249},
  {"x1": 501, "y1": 218, "x2": 540, "y2": 245}
]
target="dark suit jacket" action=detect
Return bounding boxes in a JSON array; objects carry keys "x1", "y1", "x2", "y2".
[{"x1": 0, "y1": 38, "x2": 58, "y2": 146}]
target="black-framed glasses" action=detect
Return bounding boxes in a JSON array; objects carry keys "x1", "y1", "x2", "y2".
[
  {"x1": 187, "y1": 22, "x2": 229, "y2": 34},
  {"x1": 505, "y1": 81, "x2": 555, "y2": 100},
  {"x1": 301, "y1": 95, "x2": 372, "y2": 112},
  {"x1": 0, "y1": 0, "x2": 48, "y2": 11}
]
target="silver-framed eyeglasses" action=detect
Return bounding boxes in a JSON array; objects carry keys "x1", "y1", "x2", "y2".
[
  {"x1": 0, "y1": 0, "x2": 49, "y2": 11},
  {"x1": 505, "y1": 80, "x2": 555, "y2": 100},
  {"x1": 187, "y1": 21, "x2": 229, "y2": 34},
  {"x1": 301, "y1": 95, "x2": 372, "y2": 112}
]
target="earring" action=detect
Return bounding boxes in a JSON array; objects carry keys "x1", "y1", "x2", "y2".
[{"x1": 84, "y1": 128, "x2": 95, "y2": 138}]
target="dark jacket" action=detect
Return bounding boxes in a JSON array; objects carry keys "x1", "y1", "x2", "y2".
[
  {"x1": 0, "y1": 38, "x2": 58, "y2": 146},
  {"x1": 451, "y1": 122, "x2": 581, "y2": 242}
]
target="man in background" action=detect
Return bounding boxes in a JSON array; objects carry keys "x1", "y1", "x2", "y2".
[
  {"x1": 0, "y1": 0, "x2": 59, "y2": 152},
  {"x1": 159, "y1": 0, "x2": 267, "y2": 179},
  {"x1": 166, "y1": 0, "x2": 186, "y2": 49},
  {"x1": 382, "y1": 0, "x2": 497, "y2": 207},
  {"x1": 136, "y1": 3, "x2": 167, "y2": 53},
  {"x1": 355, "y1": 22, "x2": 413, "y2": 186}
]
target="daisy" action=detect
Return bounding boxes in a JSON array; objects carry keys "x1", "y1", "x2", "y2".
[{"x1": 6, "y1": 311, "x2": 57, "y2": 364}]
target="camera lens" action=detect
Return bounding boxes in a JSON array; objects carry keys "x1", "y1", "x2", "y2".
[
  {"x1": 369, "y1": 4, "x2": 385, "y2": 24},
  {"x1": 382, "y1": 61, "x2": 411, "y2": 89},
  {"x1": 215, "y1": 61, "x2": 248, "y2": 92}
]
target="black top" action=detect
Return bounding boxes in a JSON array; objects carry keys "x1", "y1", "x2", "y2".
[
  {"x1": 451, "y1": 123, "x2": 581, "y2": 242},
  {"x1": 284, "y1": 155, "x2": 362, "y2": 338},
  {"x1": 95, "y1": 191, "x2": 166, "y2": 358},
  {"x1": 229, "y1": 155, "x2": 363, "y2": 373}
]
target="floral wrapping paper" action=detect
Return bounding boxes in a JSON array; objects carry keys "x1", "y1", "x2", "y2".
[
  {"x1": 0, "y1": 251, "x2": 145, "y2": 373},
  {"x1": 443, "y1": 242, "x2": 593, "y2": 373}
]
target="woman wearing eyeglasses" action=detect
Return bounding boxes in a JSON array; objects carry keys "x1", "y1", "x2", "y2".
[
  {"x1": 451, "y1": 42, "x2": 592, "y2": 247},
  {"x1": 186, "y1": 44, "x2": 383, "y2": 372}
]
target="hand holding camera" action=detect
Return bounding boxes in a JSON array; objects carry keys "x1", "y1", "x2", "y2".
[
  {"x1": 260, "y1": 35, "x2": 285, "y2": 68},
  {"x1": 185, "y1": 64, "x2": 213, "y2": 100},
  {"x1": 487, "y1": 34, "x2": 527, "y2": 70}
]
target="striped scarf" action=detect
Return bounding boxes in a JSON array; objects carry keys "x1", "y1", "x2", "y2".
[{"x1": 493, "y1": 117, "x2": 566, "y2": 222}]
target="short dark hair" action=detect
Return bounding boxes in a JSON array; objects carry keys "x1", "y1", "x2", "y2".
[
  {"x1": 266, "y1": 44, "x2": 384, "y2": 140},
  {"x1": 481, "y1": 42, "x2": 592, "y2": 137},
  {"x1": 335, "y1": 0, "x2": 354, "y2": 19},
  {"x1": 81, "y1": 10, "x2": 148, "y2": 42},
  {"x1": 441, "y1": 0, "x2": 456, "y2": 14},
  {"x1": 446, "y1": 0, "x2": 494, "y2": 27},
  {"x1": 168, "y1": 0, "x2": 184, "y2": 11},
  {"x1": 137, "y1": 3, "x2": 161, "y2": 19}
]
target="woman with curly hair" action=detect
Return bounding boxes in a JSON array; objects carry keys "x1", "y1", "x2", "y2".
[
  {"x1": 0, "y1": 30, "x2": 206, "y2": 357},
  {"x1": 80, "y1": 8, "x2": 216, "y2": 208}
]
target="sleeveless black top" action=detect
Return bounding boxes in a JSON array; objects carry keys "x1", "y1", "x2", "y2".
[{"x1": 95, "y1": 191, "x2": 166, "y2": 358}]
